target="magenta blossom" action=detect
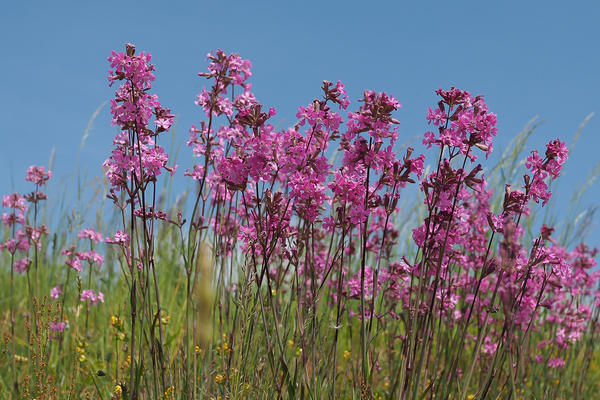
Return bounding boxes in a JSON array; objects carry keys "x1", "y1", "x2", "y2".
[
  {"x1": 50, "y1": 285, "x2": 63, "y2": 299},
  {"x1": 525, "y1": 139, "x2": 569, "y2": 206},
  {"x1": 13, "y1": 258, "x2": 31, "y2": 274},
  {"x1": 547, "y1": 357, "x2": 566, "y2": 369},
  {"x1": 106, "y1": 230, "x2": 129, "y2": 246},
  {"x1": 25, "y1": 165, "x2": 52, "y2": 186},
  {"x1": 78, "y1": 228, "x2": 104, "y2": 243},
  {"x1": 80, "y1": 289, "x2": 104, "y2": 305},
  {"x1": 423, "y1": 87, "x2": 497, "y2": 160},
  {"x1": 103, "y1": 44, "x2": 175, "y2": 192},
  {"x1": 2, "y1": 193, "x2": 27, "y2": 210},
  {"x1": 49, "y1": 321, "x2": 67, "y2": 333},
  {"x1": 77, "y1": 250, "x2": 104, "y2": 266}
]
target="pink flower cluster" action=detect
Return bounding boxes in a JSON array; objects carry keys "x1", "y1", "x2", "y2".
[
  {"x1": 106, "y1": 230, "x2": 129, "y2": 245},
  {"x1": 25, "y1": 165, "x2": 52, "y2": 186},
  {"x1": 195, "y1": 49, "x2": 253, "y2": 118},
  {"x1": 423, "y1": 87, "x2": 498, "y2": 160},
  {"x1": 79, "y1": 227, "x2": 104, "y2": 243},
  {"x1": 60, "y1": 228, "x2": 104, "y2": 273},
  {"x1": 182, "y1": 50, "x2": 430, "y2": 319},
  {"x1": 2, "y1": 193, "x2": 27, "y2": 230},
  {"x1": 94, "y1": 47, "x2": 600, "y2": 383},
  {"x1": 410, "y1": 88, "x2": 498, "y2": 267},
  {"x1": 183, "y1": 48, "x2": 431, "y2": 280},
  {"x1": 103, "y1": 43, "x2": 176, "y2": 191},
  {"x1": 50, "y1": 285, "x2": 62, "y2": 299},
  {"x1": 49, "y1": 321, "x2": 67, "y2": 333},
  {"x1": 525, "y1": 138, "x2": 569, "y2": 205},
  {"x1": 80, "y1": 289, "x2": 104, "y2": 305},
  {"x1": 1, "y1": 166, "x2": 52, "y2": 274}
]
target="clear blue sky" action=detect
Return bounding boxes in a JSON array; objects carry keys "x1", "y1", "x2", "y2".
[{"x1": 0, "y1": 1, "x2": 598, "y2": 248}]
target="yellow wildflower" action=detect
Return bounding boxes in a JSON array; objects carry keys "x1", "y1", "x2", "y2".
[{"x1": 164, "y1": 385, "x2": 175, "y2": 399}]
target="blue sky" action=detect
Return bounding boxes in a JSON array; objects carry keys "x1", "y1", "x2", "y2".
[{"x1": 0, "y1": 1, "x2": 598, "y2": 248}]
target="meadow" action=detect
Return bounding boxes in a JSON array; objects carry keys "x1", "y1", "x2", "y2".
[{"x1": 1, "y1": 43, "x2": 599, "y2": 400}]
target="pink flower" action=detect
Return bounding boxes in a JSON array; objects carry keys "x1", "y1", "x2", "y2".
[
  {"x1": 78, "y1": 228, "x2": 104, "y2": 243},
  {"x1": 66, "y1": 257, "x2": 82, "y2": 272},
  {"x1": 423, "y1": 131, "x2": 436, "y2": 148},
  {"x1": 108, "y1": 44, "x2": 155, "y2": 89},
  {"x1": 422, "y1": 87, "x2": 497, "y2": 159},
  {"x1": 216, "y1": 155, "x2": 249, "y2": 191},
  {"x1": 2, "y1": 193, "x2": 27, "y2": 210},
  {"x1": 406, "y1": 154, "x2": 426, "y2": 178},
  {"x1": 547, "y1": 357, "x2": 565, "y2": 368},
  {"x1": 104, "y1": 45, "x2": 175, "y2": 191},
  {"x1": 77, "y1": 250, "x2": 104, "y2": 266},
  {"x1": 535, "y1": 354, "x2": 544, "y2": 363},
  {"x1": 524, "y1": 140, "x2": 569, "y2": 206},
  {"x1": 13, "y1": 258, "x2": 31, "y2": 274},
  {"x1": 50, "y1": 285, "x2": 62, "y2": 299},
  {"x1": 25, "y1": 166, "x2": 52, "y2": 186},
  {"x1": 80, "y1": 289, "x2": 104, "y2": 305},
  {"x1": 426, "y1": 107, "x2": 446, "y2": 126},
  {"x1": 545, "y1": 138, "x2": 568, "y2": 164},
  {"x1": 2, "y1": 210, "x2": 25, "y2": 227},
  {"x1": 184, "y1": 164, "x2": 204, "y2": 181},
  {"x1": 155, "y1": 117, "x2": 173, "y2": 131},
  {"x1": 526, "y1": 150, "x2": 544, "y2": 175},
  {"x1": 482, "y1": 336, "x2": 498, "y2": 355},
  {"x1": 344, "y1": 90, "x2": 401, "y2": 146},
  {"x1": 106, "y1": 230, "x2": 129, "y2": 246},
  {"x1": 49, "y1": 321, "x2": 66, "y2": 332}
]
